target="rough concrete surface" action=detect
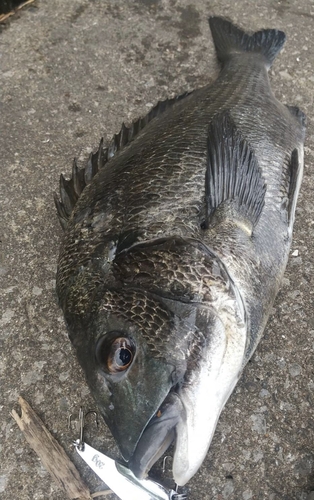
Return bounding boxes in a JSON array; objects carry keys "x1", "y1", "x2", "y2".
[{"x1": 0, "y1": 1, "x2": 313, "y2": 499}]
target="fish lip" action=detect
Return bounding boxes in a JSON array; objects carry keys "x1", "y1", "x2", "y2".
[{"x1": 128, "y1": 391, "x2": 184, "y2": 479}]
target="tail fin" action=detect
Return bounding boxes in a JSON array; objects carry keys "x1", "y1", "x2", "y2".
[{"x1": 208, "y1": 16, "x2": 285, "y2": 68}]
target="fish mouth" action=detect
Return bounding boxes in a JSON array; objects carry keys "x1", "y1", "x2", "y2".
[{"x1": 128, "y1": 391, "x2": 184, "y2": 480}]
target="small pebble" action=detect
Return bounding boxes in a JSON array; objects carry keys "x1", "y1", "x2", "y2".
[
  {"x1": 222, "y1": 479, "x2": 234, "y2": 498},
  {"x1": 243, "y1": 490, "x2": 253, "y2": 500},
  {"x1": 289, "y1": 363, "x2": 302, "y2": 377},
  {"x1": 32, "y1": 286, "x2": 43, "y2": 296},
  {"x1": 250, "y1": 414, "x2": 266, "y2": 434},
  {"x1": 0, "y1": 475, "x2": 8, "y2": 493},
  {"x1": 290, "y1": 256, "x2": 302, "y2": 266}
]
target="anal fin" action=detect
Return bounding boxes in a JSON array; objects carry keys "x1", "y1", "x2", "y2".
[{"x1": 204, "y1": 112, "x2": 266, "y2": 234}]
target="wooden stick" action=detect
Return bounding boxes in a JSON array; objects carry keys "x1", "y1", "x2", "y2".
[
  {"x1": 11, "y1": 396, "x2": 92, "y2": 500},
  {"x1": 0, "y1": 0, "x2": 36, "y2": 23}
]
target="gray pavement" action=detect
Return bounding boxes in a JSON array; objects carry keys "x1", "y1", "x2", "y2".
[{"x1": 0, "y1": 1, "x2": 314, "y2": 499}]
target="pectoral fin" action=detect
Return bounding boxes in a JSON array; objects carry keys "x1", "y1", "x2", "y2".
[
  {"x1": 287, "y1": 148, "x2": 303, "y2": 231},
  {"x1": 204, "y1": 111, "x2": 266, "y2": 234}
]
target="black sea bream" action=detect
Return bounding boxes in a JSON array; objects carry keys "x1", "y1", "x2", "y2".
[{"x1": 55, "y1": 17, "x2": 306, "y2": 486}]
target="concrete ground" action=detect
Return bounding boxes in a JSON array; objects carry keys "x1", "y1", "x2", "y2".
[{"x1": 0, "y1": 1, "x2": 314, "y2": 499}]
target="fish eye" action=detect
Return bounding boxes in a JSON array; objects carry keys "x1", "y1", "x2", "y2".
[
  {"x1": 96, "y1": 334, "x2": 135, "y2": 374},
  {"x1": 109, "y1": 338, "x2": 134, "y2": 371}
]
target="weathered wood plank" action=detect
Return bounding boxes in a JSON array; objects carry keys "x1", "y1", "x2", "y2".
[{"x1": 11, "y1": 396, "x2": 92, "y2": 500}]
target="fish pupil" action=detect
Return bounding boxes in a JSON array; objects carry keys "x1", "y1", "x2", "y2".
[{"x1": 116, "y1": 347, "x2": 132, "y2": 366}]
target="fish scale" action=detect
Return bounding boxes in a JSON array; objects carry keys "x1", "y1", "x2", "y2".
[{"x1": 55, "y1": 16, "x2": 306, "y2": 488}]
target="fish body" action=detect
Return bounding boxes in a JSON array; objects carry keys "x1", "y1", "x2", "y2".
[{"x1": 55, "y1": 17, "x2": 306, "y2": 486}]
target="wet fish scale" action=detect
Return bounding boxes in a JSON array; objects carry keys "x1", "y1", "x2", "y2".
[{"x1": 114, "y1": 240, "x2": 228, "y2": 303}]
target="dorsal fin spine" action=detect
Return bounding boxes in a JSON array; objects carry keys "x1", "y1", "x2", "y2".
[{"x1": 54, "y1": 91, "x2": 192, "y2": 230}]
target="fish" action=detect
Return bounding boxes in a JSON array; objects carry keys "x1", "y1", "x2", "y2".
[{"x1": 55, "y1": 16, "x2": 306, "y2": 487}]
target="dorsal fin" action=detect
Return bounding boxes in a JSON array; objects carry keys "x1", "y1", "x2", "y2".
[
  {"x1": 204, "y1": 111, "x2": 266, "y2": 232},
  {"x1": 54, "y1": 91, "x2": 192, "y2": 230},
  {"x1": 107, "y1": 91, "x2": 191, "y2": 160}
]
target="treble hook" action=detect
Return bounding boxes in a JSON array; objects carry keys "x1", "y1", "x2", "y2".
[
  {"x1": 69, "y1": 407, "x2": 99, "y2": 451},
  {"x1": 161, "y1": 456, "x2": 188, "y2": 499},
  {"x1": 77, "y1": 407, "x2": 85, "y2": 451},
  {"x1": 172, "y1": 493, "x2": 188, "y2": 500},
  {"x1": 85, "y1": 409, "x2": 99, "y2": 428},
  {"x1": 162, "y1": 455, "x2": 172, "y2": 473},
  {"x1": 172, "y1": 485, "x2": 188, "y2": 500}
]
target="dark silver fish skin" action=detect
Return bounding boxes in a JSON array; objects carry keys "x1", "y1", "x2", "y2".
[{"x1": 55, "y1": 17, "x2": 306, "y2": 486}]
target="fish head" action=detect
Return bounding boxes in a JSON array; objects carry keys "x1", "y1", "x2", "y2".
[
  {"x1": 69, "y1": 280, "x2": 246, "y2": 486},
  {"x1": 70, "y1": 287, "x2": 189, "y2": 465},
  {"x1": 65, "y1": 237, "x2": 247, "y2": 486}
]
